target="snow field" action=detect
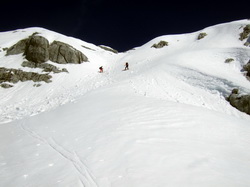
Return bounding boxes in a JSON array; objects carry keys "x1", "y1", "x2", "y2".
[
  {"x1": 2, "y1": 87, "x2": 250, "y2": 186},
  {"x1": 0, "y1": 19, "x2": 250, "y2": 187}
]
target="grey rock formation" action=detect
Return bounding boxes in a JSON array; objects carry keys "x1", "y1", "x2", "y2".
[
  {"x1": 243, "y1": 60, "x2": 250, "y2": 77},
  {"x1": 0, "y1": 67, "x2": 52, "y2": 84},
  {"x1": 24, "y1": 35, "x2": 50, "y2": 63},
  {"x1": 228, "y1": 89, "x2": 250, "y2": 115},
  {"x1": 243, "y1": 60, "x2": 250, "y2": 72},
  {"x1": 49, "y1": 41, "x2": 88, "y2": 64},
  {"x1": 6, "y1": 34, "x2": 50, "y2": 64},
  {"x1": 0, "y1": 83, "x2": 13, "y2": 88},
  {"x1": 2, "y1": 33, "x2": 88, "y2": 87},
  {"x1": 225, "y1": 58, "x2": 234, "y2": 63},
  {"x1": 6, "y1": 33, "x2": 88, "y2": 64},
  {"x1": 197, "y1": 33, "x2": 207, "y2": 40},
  {"x1": 239, "y1": 24, "x2": 250, "y2": 41},
  {"x1": 151, "y1": 41, "x2": 169, "y2": 49},
  {"x1": 6, "y1": 39, "x2": 27, "y2": 55}
]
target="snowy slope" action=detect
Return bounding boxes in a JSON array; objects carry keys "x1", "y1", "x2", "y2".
[
  {"x1": 0, "y1": 27, "x2": 118, "y2": 123},
  {"x1": 1, "y1": 20, "x2": 250, "y2": 187}
]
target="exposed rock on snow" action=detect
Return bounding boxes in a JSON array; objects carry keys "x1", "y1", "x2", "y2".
[
  {"x1": 151, "y1": 40, "x2": 169, "y2": 48},
  {"x1": 6, "y1": 33, "x2": 50, "y2": 63},
  {"x1": 21, "y1": 61, "x2": 68, "y2": 73},
  {"x1": 243, "y1": 59, "x2": 250, "y2": 74},
  {"x1": 0, "y1": 83, "x2": 13, "y2": 88},
  {"x1": 0, "y1": 67, "x2": 52, "y2": 85},
  {"x1": 225, "y1": 58, "x2": 234, "y2": 63},
  {"x1": 228, "y1": 89, "x2": 250, "y2": 115},
  {"x1": 25, "y1": 35, "x2": 50, "y2": 63},
  {"x1": 6, "y1": 33, "x2": 88, "y2": 64},
  {"x1": 197, "y1": 32, "x2": 207, "y2": 40},
  {"x1": 6, "y1": 38, "x2": 27, "y2": 56},
  {"x1": 242, "y1": 59, "x2": 250, "y2": 80},
  {"x1": 244, "y1": 35, "x2": 250, "y2": 46},
  {"x1": 49, "y1": 41, "x2": 88, "y2": 64},
  {"x1": 3, "y1": 33, "x2": 87, "y2": 87},
  {"x1": 239, "y1": 24, "x2": 250, "y2": 41}
]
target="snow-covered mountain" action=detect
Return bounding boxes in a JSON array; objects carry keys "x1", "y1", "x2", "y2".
[{"x1": 0, "y1": 20, "x2": 250, "y2": 187}]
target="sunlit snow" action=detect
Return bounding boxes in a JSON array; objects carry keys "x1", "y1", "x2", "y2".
[{"x1": 0, "y1": 20, "x2": 250, "y2": 187}]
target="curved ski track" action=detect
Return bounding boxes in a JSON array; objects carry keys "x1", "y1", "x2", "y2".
[{"x1": 20, "y1": 123, "x2": 98, "y2": 187}]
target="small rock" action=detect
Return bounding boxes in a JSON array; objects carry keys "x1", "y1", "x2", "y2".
[
  {"x1": 1, "y1": 83, "x2": 13, "y2": 88},
  {"x1": 225, "y1": 58, "x2": 234, "y2": 63},
  {"x1": 197, "y1": 33, "x2": 207, "y2": 40},
  {"x1": 151, "y1": 41, "x2": 169, "y2": 49}
]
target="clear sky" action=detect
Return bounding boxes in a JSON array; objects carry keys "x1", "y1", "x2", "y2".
[{"x1": 0, "y1": 0, "x2": 249, "y2": 51}]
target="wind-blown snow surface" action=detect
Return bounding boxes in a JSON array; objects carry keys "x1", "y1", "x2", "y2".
[{"x1": 1, "y1": 20, "x2": 250, "y2": 187}]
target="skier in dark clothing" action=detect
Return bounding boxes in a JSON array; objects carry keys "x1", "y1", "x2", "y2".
[
  {"x1": 99, "y1": 66, "x2": 103, "y2": 73},
  {"x1": 124, "y1": 62, "x2": 129, "y2": 71}
]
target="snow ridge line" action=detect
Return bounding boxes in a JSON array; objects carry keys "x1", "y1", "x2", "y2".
[{"x1": 19, "y1": 123, "x2": 98, "y2": 187}]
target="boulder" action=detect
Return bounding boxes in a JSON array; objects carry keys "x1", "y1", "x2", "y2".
[
  {"x1": 6, "y1": 33, "x2": 88, "y2": 64},
  {"x1": 198, "y1": 32, "x2": 207, "y2": 40},
  {"x1": 49, "y1": 41, "x2": 88, "y2": 64},
  {"x1": 225, "y1": 58, "x2": 234, "y2": 63},
  {"x1": 228, "y1": 89, "x2": 250, "y2": 115},
  {"x1": 24, "y1": 35, "x2": 50, "y2": 63}
]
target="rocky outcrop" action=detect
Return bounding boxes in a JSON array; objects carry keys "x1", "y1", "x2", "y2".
[
  {"x1": 6, "y1": 34, "x2": 50, "y2": 63},
  {"x1": 239, "y1": 24, "x2": 250, "y2": 41},
  {"x1": 6, "y1": 33, "x2": 88, "y2": 64},
  {"x1": 49, "y1": 41, "x2": 88, "y2": 64},
  {"x1": 225, "y1": 58, "x2": 234, "y2": 63},
  {"x1": 151, "y1": 41, "x2": 169, "y2": 49},
  {"x1": 228, "y1": 89, "x2": 250, "y2": 115},
  {"x1": 24, "y1": 35, "x2": 50, "y2": 63},
  {"x1": 0, "y1": 67, "x2": 52, "y2": 85},
  {"x1": 6, "y1": 38, "x2": 27, "y2": 55},
  {"x1": 0, "y1": 83, "x2": 13, "y2": 88},
  {"x1": 243, "y1": 60, "x2": 250, "y2": 78},
  {"x1": 197, "y1": 33, "x2": 207, "y2": 40},
  {"x1": 2, "y1": 33, "x2": 88, "y2": 87}
]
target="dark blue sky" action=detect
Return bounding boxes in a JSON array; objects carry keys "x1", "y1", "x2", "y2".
[{"x1": 1, "y1": 0, "x2": 249, "y2": 51}]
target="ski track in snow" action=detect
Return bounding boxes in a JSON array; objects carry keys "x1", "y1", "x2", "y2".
[{"x1": 20, "y1": 122, "x2": 98, "y2": 187}]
